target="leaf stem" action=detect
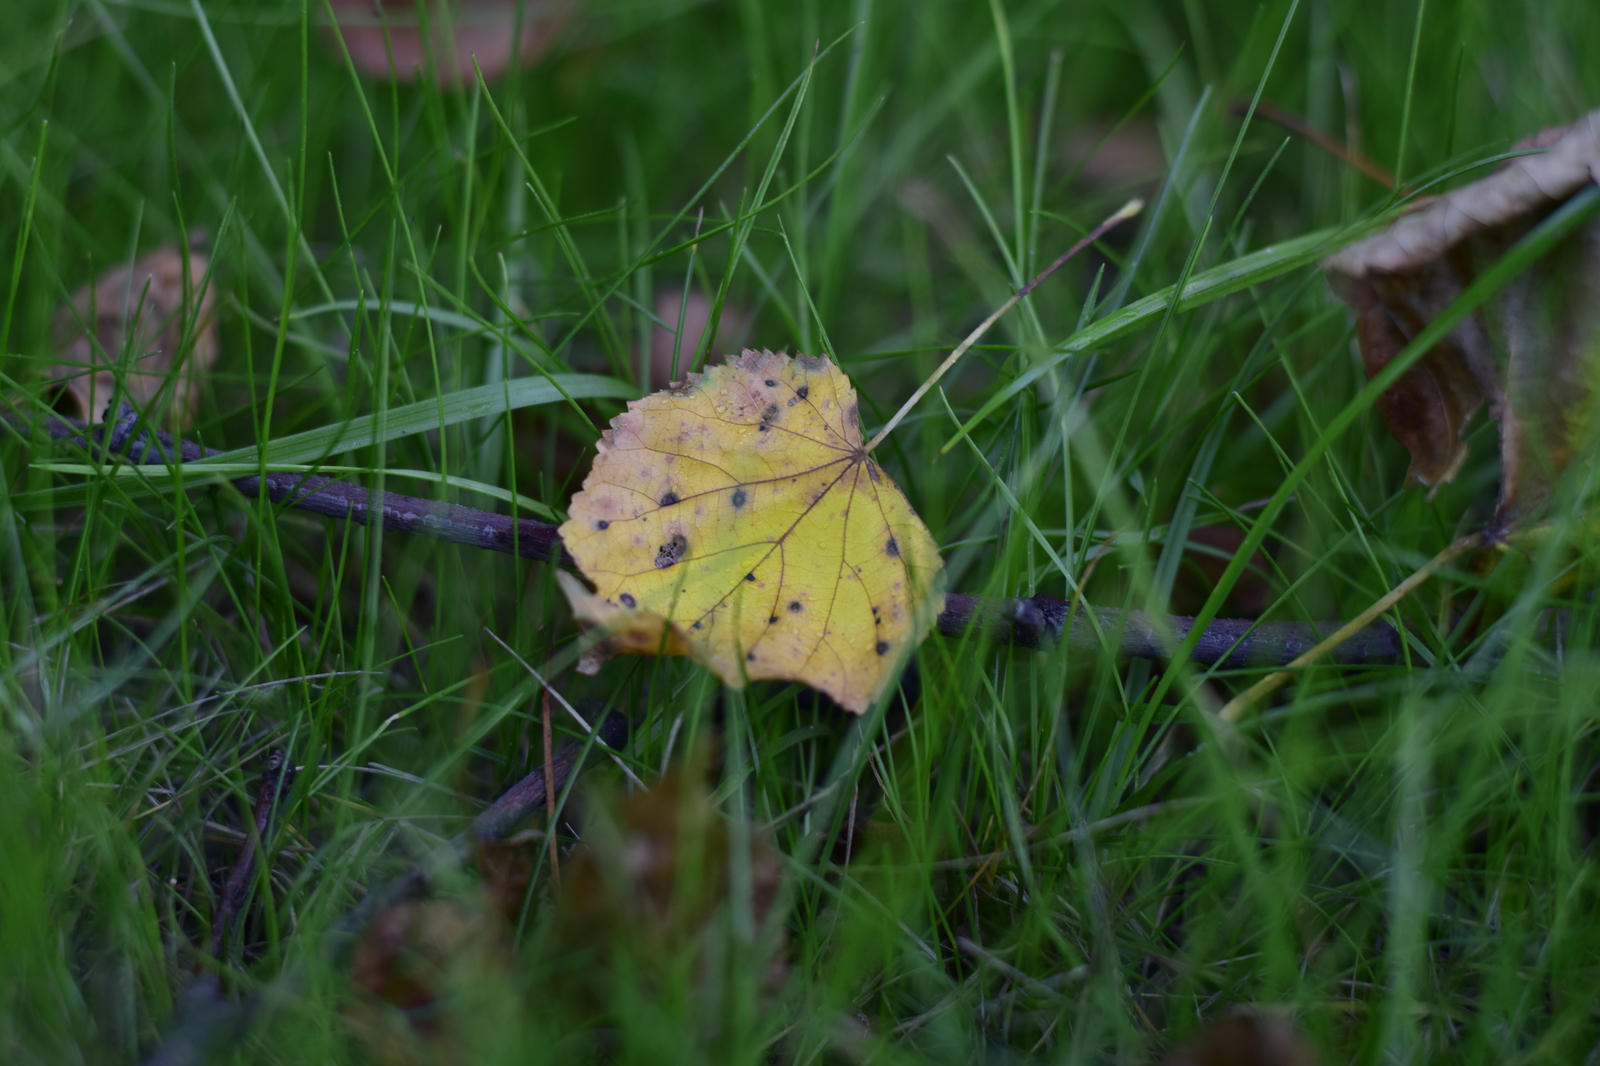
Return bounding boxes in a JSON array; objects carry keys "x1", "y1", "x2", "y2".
[{"x1": 863, "y1": 197, "x2": 1142, "y2": 454}]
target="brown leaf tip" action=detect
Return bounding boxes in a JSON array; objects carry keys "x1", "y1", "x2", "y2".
[{"x1": 1323, "y1": 107, "x2": 1600, "y2": 510}]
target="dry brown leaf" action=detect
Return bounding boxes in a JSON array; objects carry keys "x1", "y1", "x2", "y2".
[
  {"x1": 550, "y1": 764, "x2": 787, "y2": 1003},
  {"x1": 346, "y1": 895, "x2": 515, "y2": 1066},
  {"x1": 1324, "y1": 108, "x2": 1600, "y2": 520},
  {"x1": 349, "y1": 899, "x2": 509, "y2": 1015},
  {"x1": 1162, "y1": 1012, "x2": 1320, "y2": 1066},
  {"x1": 1061, "y1": 118, "x2": 1168, "y2": 189},
  {"x1": 649, "y1": 290, "x2": 748, "y2": 391},
  {"x1": 346, "y1": 766, "x2": 783, "y2": 1056},
  {"x1": 49, "y1": 244, "x2": 217, "y2": 428},
  {"x1": 470, "y1": 830, "x2": 541, "y2": 921},
  {"x1": 324, "y1": 0, "x2": 570, "y2": 87}
]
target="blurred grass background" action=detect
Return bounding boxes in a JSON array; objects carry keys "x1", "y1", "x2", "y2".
[{"x1": 3, "y1": 0, "x2": 1600, "y2": 1062}]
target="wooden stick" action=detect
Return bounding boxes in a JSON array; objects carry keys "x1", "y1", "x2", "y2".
[
  {"x1": 1231, "y1": 98, "x2": 1397, "y2": 189},
  {"x1": 540, "y1": 639, "x2": 560, "y2": 888},
  {"x1": 472, "y1": 712, "x2": 630, "y2": 840},
  {"x1": 209, "y1": 747, "x2": 294, "y2": 963},
  {"x1": 6, "y1": 409, "x2": 1408, "y2": 670},
  {"x1": 1217, "y1": 534, "x2": 1480, "y2": 722}
]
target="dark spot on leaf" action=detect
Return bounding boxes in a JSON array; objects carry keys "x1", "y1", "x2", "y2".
[
  {"x1": 746, "y1": 651, "x2": 756, "y2": 661},
  {"x1": 769, "y1": 615, "x2": 778, "y2": 623},
  {"x1": 796, "y1": 386, "x2": 809, "y2": 400},
  {"x1": 764, "y1": 379, "x2": 777, "y2": 387},
  {"x1": 654, "y1": 533, "x2": 688, "y2": 569},
  {"x1": 620, "y1": 593, "x2": 636, "y2": 607},
  {"x1": 596, "y1": 520, "x2": 609, "y2": 530},
  {"x1": 744, "y1": 573, "x2": 755, "y2": 582},
  {"x1": 732, "y1": 488, "x2": 747, "y2": 507},
  {"x1": 846, "y1": 404, "x2": 859, "y2": 428},
  {"x1": 692, "y1": 621, "x2": 702, "y2": 630},
  {"x1": 787, "y1": 600, "x2": 802, "y2": 612},
  {"x1": 659, "y1": 491, "x2": 680, "y2": 506},
  {"x1": 759, "y1": 402, "x2": 779, "y2": 430},
  {"x1": 876, "y1": 641, "x2": 890, "y2": 655},
  {"x1": 886, "y1": 537, "x2": 899, "y2": 557}
]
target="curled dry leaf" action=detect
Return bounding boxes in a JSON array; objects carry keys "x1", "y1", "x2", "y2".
[
  {"x1": 349, "y1": 899, "x2": 510, "y2": 1013},
  {"x1": 650, "y1": 289, "x2": 748, "y2": 390},
  {"x1": 550, "y1": 764, "x2": 786, "y2": 1003},
  {"x1": 347, "y1": 766, "x2": 781, "y2": 1056},
  {"x1": 346, "y1": 831, "x2": 543, "y2": 1064},
  {"x1": 49, "y1": 244, "x2": 218, "y2": 428},
  {"x1": 1324, "y1": 108, "x2": 1600, "y2": 520},
  {"x1": 1162, "y1": 1011, "x2": 1320, "y2": 1066},
  {"x1": 324, "y1": 0, "x2": 571, "y2": 87},
  {"x1": 471, "y1": 831, "x2": 541, "y2": 921},
  {"x1": 558, "y1": 349, "x2": 946, "y2": 714},
  {"x1": 346, "y1": 895, "x2": 515, "y2": 1066},
  {"x1": 1060, "y1": 118, "x2": 1168, "y2": 189}
]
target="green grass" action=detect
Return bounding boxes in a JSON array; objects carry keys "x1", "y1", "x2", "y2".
[{"x1": 4, "y1": 0, "x2": 1600, "y2": 1062}]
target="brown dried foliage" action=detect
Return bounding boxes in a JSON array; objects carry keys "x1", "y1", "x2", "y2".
[
  {"x1": 550, "y1": 764, "x2": 787, "y2": 1003},
  {"x1": 49, "y1": 244, "x2": 218, "y2": 428},
  {"x1": 347, "y1": 891, "x2": 518, "y2": 1066},
  {"x1": 1324, "y1": 108, "x2": 1600, "y2": 522},
  {"x1": 347, "y1": 767, "x2": 785, "y2": 1060},
  {"x1": 324, "y1": 0, "x2": 571, "y2": 87},
  {"x1": 1162, "y1": 1012, "x2": 1320, "y2": 1066}
]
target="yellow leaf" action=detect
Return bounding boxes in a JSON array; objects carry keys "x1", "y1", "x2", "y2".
[{"x1": 558, "y1": 349, "x2": 946, "y2": 713}]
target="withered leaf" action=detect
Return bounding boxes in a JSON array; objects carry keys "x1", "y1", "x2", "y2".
[
  {"x1": 650, "y1": 289, "x2": 749, "y2": 391},
  {"x1": 1324, "y1": 108, "x2": 1600, "y2": 522},
  {"x1": 324, "y1": 0, "x2": 570, "y2": 87},
  {"x1": 349, "y1": 898, "x2": 511, "y2": 1015},
  {"x1": 346, "y1": 895, "x2": 516, "y2": 1066},
  {"x1": 49, "y1": 244, "x2": 218, "y2": 429},
  {"x1": 1162, "y1": 1011, "x2": 1320, "y2": 1066},
  {"x1": 346, "y1": 764, "x2": 784, "y2": 1057},
  {"x1": 550, "y1": 765, "x2": 787, "y2": 1002}
]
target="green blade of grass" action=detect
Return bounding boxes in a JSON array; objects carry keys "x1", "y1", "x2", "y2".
[
  {"x1": 938, "y1": 222, "x2": 1375, "y2": 453},
  {"x1": 195, "y1": 373, "x2": 636, "y2": 467}
]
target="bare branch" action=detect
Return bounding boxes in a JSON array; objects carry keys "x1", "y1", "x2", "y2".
[
  {"x1": 6, "y1": 410, "x2": 1402, "y2": 669},
  {"x1": 210, "y1": 747, "x2": 294, "y2": 962}
]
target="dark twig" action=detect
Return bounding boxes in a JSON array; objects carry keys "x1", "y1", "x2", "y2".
[
  {"x1": 473, "y1": 710, "x2": 630, "y2": 840},
  {"x1": 146, "y1": 745, "x2": 290, "y2": 1066},
  {"x1": 210, "y1": 747, "x2": 295, "y2": 961},
  {"x1": 539, "y1": 630, "x2": 561, "y2": 888},
  {"x1": 1230, "y1": 98, "x2": 1398, "y2": 190},
  {"x1": 139, "y1": 710, "x2": 628, "y2": 1065},
  {"x1": 938, "y1": 593, "x2": 1402, "y2": 666},
  {"x1": 7, "y1": 411, "x2": 1402, "y2": 668},
  {"x1": 6, "y1": 408, "x2": 563, "y2": 562}
]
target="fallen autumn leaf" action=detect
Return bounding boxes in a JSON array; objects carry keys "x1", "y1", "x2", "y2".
[{"x1": 1324, "y1": 108, "x2": 1600, "y2": 521}]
